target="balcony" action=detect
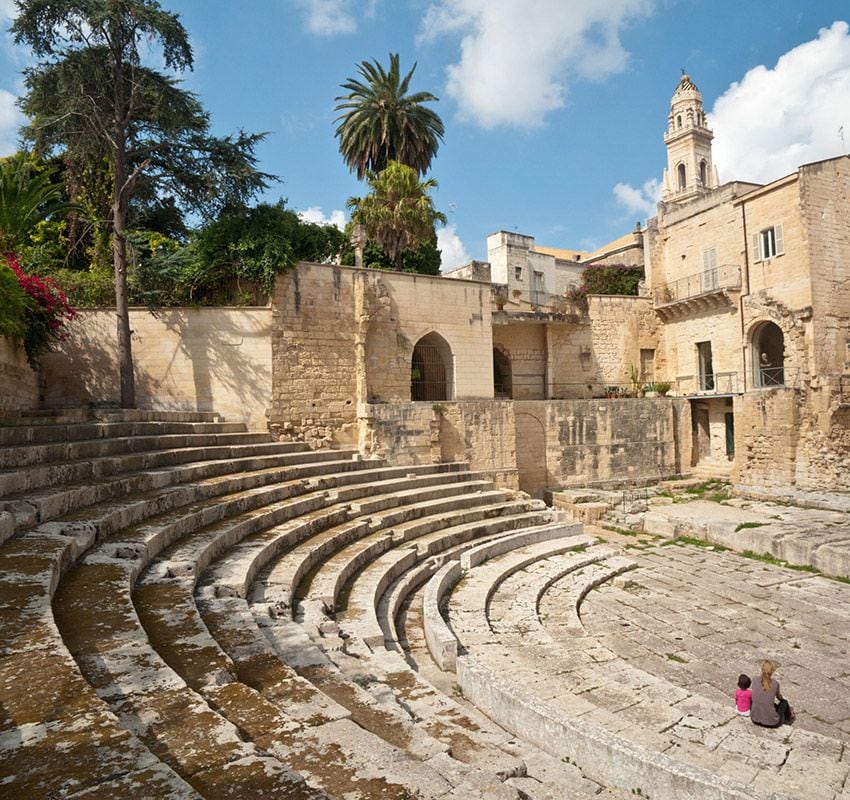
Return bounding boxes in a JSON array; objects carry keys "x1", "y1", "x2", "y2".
[
  {"x1": 675, "y1": 368, "x2": 802, "y2": 397},
  {"x1": 674, "y1": 372, "x2": 741, "y2": 397},
  {"x1": 654, "y1": 265, "x2": 741, "y2": 318}
]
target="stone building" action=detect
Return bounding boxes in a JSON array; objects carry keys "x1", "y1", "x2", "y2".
[
  {"x1": 644, "y1": 74, "x2": 850, "y2": 489},
  {"x1": 24, "y1": 73, "x2": 850, "y2": 496}
]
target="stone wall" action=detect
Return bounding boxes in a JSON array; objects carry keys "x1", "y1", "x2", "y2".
[
  {"x1": 798, "y1": 156, "x2": 850, "y2": 378},
  {"x1": 271, "y1": 263, "x2": 359, "y2": 442},
  {"x1": 0, "y1": 336, "x2": 38, "y2": 412},
  {"x1": 42, "y1": 308, "x2": 272, "y2": 429},
  {"x1": 541, "y1": 398, "x2": 683, "y2": 490},
  {"x1": 492, "y1": 323, "x2": 547, "y2": 400},
  {"x1": 269, "y1": 263, "x2": 494, "y2": 444},
  {"x1": 362, "y1": 401, "x2": 518, "y2": 488},
  {"x1": 363, "y1": 397, "x2": 685, "y2": 497},
  {"x1": 733, "y1": 389, "x2": 801, "y2": 487},
  {"x1": 586, "y1": 296, "x2": 659, "y2": 385}
]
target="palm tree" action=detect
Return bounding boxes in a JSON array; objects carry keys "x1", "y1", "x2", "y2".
[
  {"x1": 0, "y1": 153, "x2": 70, "y2": 253},
  {"x1": 348, "y1": 161, "x2": 446, "y2": 269},
  {"x1": 335, "y1": 53, "x2": 445, "y2": 180}
]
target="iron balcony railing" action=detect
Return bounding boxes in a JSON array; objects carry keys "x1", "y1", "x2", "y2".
[{"x1": 654, "y1": 264, "x2": 741, "y2": 306}]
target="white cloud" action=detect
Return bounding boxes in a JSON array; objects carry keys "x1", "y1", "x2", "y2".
[
  {"x1": 292, "y1": 0, "x2": 360, "y2": 37},
  {"x1": 419, "y1": 0, "x2": 651, "y2": 129},
  {"x1": 437, "y1": 223, "x2": 470, "y2": 270},
  {"x1": 710, "y1": 21, "x2": 850, "y2": 185},
  {"x1": 0, "y1": 89, "x2": 22, "y2": 156},
  {"x1": 613, "y1": 177, "x2": 661, "y2": 219},
  {"x1": 298, "y1": 206, "x2": 347, "y2": 230}
]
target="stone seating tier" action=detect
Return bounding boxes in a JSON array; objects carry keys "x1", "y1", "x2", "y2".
[
  {"x1": 5, "y1": 412, "x2": 612, "y2": 798},
  {"x1": 426, "y1": 533, "x2": 848, "y2": 800},
  {"x1": 12, "y1": 411, "x2": 837, "y2": 798}
]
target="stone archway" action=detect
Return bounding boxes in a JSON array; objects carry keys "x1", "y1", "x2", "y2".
[
  {"x1": 751, "y1": 321, "x2": 785, "y2": 387},
  {"x1": 411, "y1": 332, "x2": 454, "y2": 401}
]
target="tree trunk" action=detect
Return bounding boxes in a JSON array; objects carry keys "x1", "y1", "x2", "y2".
[
  {"x1": 112, "y1": 201, "x2": 135, "y2": 408},
  {"x1": 111, "y1": 39, "x2": 135, "y2": 409}
]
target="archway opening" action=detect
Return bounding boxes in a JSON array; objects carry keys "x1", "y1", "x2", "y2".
[
  {"x1": 411, "y1": 332, "x2": 453, "y2": 401},
  {"x1": 751, "y1": 321, "x2": 785, "y2": 387},
  {"x1": 493, "y1": 348, "x2": 512, "y2": 398},
  {"x1": 677, "y1": 163, "x2": 687, "y2": 190},
  {"x1": 699, "y1": 160, "x2": 707, "y2": 186}
]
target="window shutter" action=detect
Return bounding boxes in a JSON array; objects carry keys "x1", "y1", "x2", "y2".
[
  {"x1": 751, "y1": 233, "x2": 761, "y2": 262},
  {"x1": 709, "y1": 248, "x2": 718, "y2": 268},
  {"x1": 774, "y1": 223, "x2": 784, "y2": 256},
  {"x1": 702, "y1": 249, "x2": 710, "y2": 270}
]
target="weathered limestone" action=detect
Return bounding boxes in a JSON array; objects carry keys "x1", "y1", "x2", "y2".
[
  {"x1": 0, "y1": 336, "x2": 37, "y2": 412},
  {"x1": 42, "y1": 308, "x2": 273, "y2": 430}
]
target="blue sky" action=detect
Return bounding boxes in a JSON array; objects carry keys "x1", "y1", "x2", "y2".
[{"x1": 2, "y1": 1, "x2": 850, "y2": 267}]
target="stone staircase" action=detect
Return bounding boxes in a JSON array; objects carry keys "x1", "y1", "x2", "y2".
[{"x1": 0, "y1": 410, "x2": 631, "y2": 799}]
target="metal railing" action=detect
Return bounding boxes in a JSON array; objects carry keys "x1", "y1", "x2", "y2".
[
  {"x1": 654, "y1": 264, "x2": 741, "y2": 306},
  {"x1": 756, "y1": 367, "x2": 784, "y2": 387},
  {"x1": 675, "y1": 372, "x2": 740, "y2": 396},
  {"x1": 840, "y1": 375, "x2": 850, "y2": 404}
]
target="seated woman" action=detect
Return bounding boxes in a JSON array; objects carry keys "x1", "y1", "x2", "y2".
[{"x1": 751, "y1": 660, "x2": 794, "y2": 727}]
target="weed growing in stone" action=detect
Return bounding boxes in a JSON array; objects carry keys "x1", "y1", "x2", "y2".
[
  {"x1": 734, "y1": 521, "x2": 768, "y2": 532},
  {"x1": 666, "y1": 653, "x2": 687, "y2": 663},
  {"x1": 672, "y1": 535, "x2": 729, "y2": 552},
  {"x1": 740, "y1": 550, "x2": 818, "y2": 573}
]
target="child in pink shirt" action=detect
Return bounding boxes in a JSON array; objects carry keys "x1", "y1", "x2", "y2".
[{"x1": 735, "y1": 674, "x2": 752, "y2": 716}]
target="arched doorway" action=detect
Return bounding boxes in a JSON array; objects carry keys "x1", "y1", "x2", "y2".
[
  {"x1": 751, "y1": 321, "x2": 785, "y2": 387},
  {"x1": 411, "y1": 332, "x2": 453, "y2": 401},
  {"x1": 493, "y1": 347, "x2": 512, "y2": 398}
]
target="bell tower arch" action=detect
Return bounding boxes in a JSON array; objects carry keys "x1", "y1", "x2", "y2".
[{"x1": 662, "y1": 73, "x2": 718, "y2": 202}]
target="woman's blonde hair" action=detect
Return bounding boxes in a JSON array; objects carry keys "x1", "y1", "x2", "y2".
[{"x1": 760, "y1": 660, "x2": 776, "y2": 691}]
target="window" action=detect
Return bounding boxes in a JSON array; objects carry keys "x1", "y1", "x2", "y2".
[
  {"x1": 699, "y1": 160, "x2": 707, "y2": 186},
  {"x1": 514, "y1": 265, "x2": 523, "y2": 281},
  {"x1": 752, "y1": 224, "x2": 785, "y2": 262},
  {"x1": 677, "y1": 115, "x2": 682, "y2": 128},
  {"x1": 531, "y1": 271, "x2": 545, "y2": 305},
  {"x1": 697, "y1": 341, "x2": 714, "y2": 391},
  {"x1": 640, "y1": 349, "x2": 655, "y2": 381},
  {"x1": 677, "y1": 163, "x2": 686, "y2": 190},
  {"x1": 702, "y1": 247, "x2": 718, "y2": 290}
]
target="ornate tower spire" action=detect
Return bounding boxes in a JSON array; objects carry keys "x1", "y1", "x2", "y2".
[{"x1": 662, "y1": 73, "x2": 718, "y2": 202}]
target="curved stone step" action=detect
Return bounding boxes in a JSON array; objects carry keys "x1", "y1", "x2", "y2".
[
  {"x1": 0, "y1": 436, "x2": 303, "y2": 491},
  {"x1": 0, "y1": 418, "x2": 247, "y2": 448},
  {"x1": 259, "y1": 485, "x2": 505, "y2": 621},
  {"x1": 382, "y1": 562, "x2": 631, "y2": 800},
  {"x1": 3, "y1": 446, "x2": 356, "y2": 534},
  {"x1": 423, "y1": 531, "x2": 593, "y2": 667},
  {"x1": 434, "y1": 544, "x2": 838, "y2": 800},
  {"x1": 188, "y1": 483, "x2": 559, "y2": 791},
  {"x1": 0, "y1": 530, "x2": 199, "y2": 799},
  {"x1": 136, "y1": 531, "x2": 462, "y2": 797},
  {"x1": 50, "y1": 458, "x2": 467, "y2": 796},
  {"x1": 53, "y1": 549, "x2": 325, "y2": 798},
  {"x1": 296, "y1": 478, "x2": 515, "y2": 619}
]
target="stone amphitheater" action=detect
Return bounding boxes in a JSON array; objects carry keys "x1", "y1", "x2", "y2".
[{"x1": 1, "y1": 408, "x2": 848, "y2": 799}]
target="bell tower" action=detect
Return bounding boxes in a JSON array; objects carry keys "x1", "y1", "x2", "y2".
[{"x1": 662, "y1": 73, "x2": 718, "y2": 202}]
